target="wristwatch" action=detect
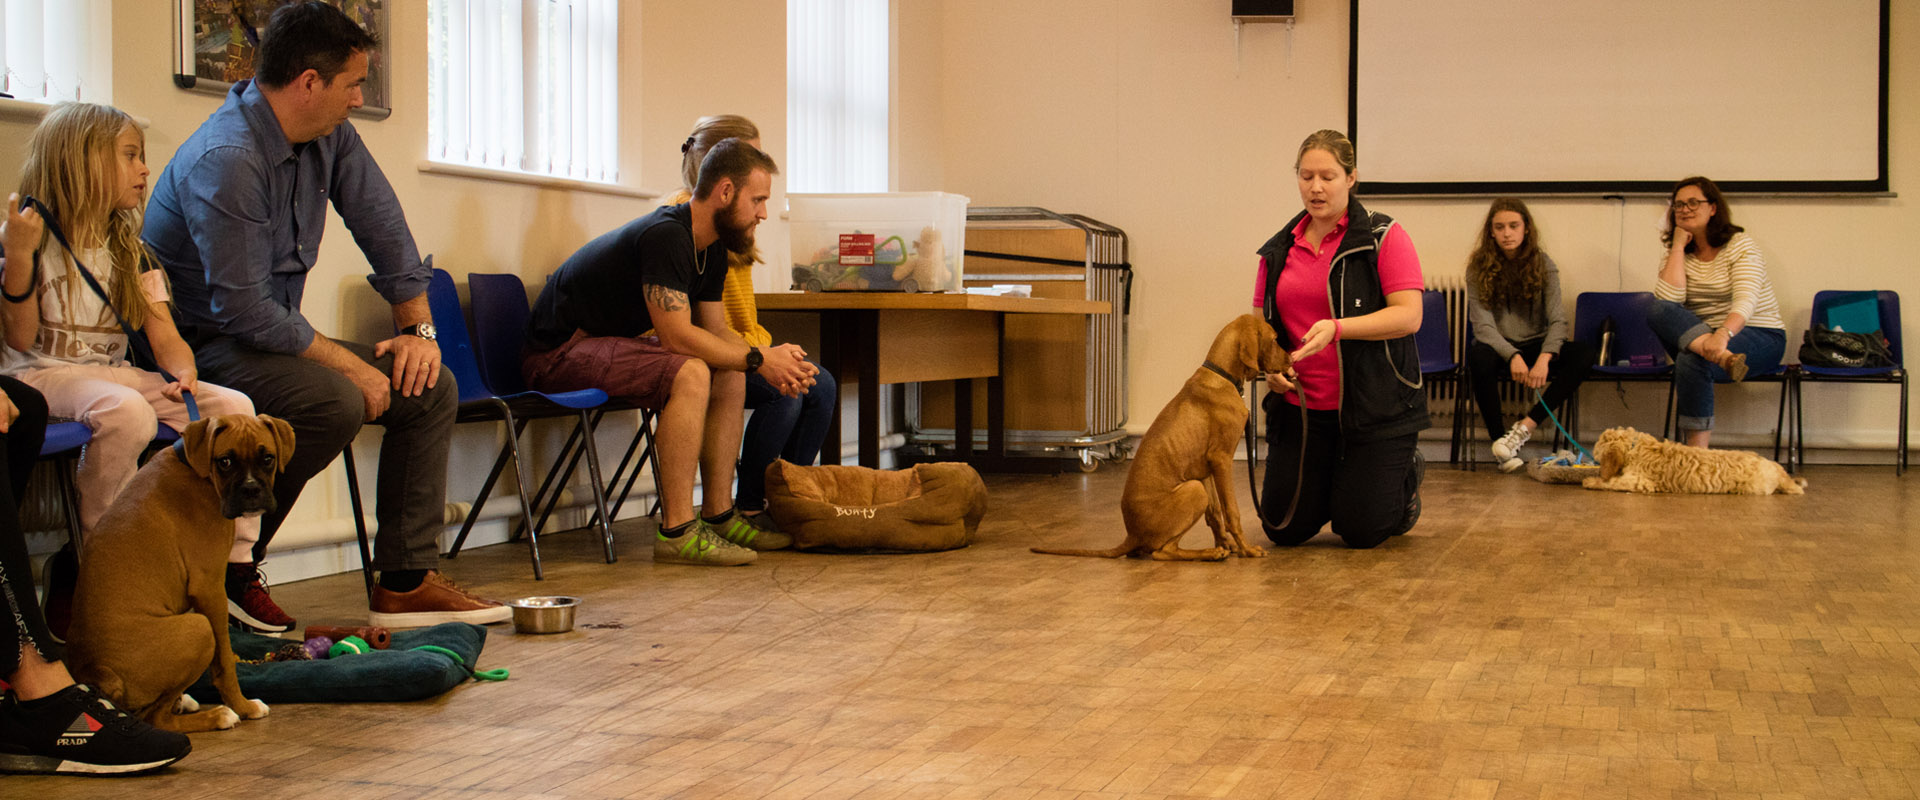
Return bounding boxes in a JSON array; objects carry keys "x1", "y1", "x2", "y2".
[
  {"x1": 744, "y1": 347, "x2": 763, "y2": 374},
  {"x1": 401, "y1": 322, "x2": 437, "y2": 342}
]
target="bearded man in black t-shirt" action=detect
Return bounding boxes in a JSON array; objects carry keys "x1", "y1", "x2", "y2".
[{"x1": 524, "y1": 140, "x2": 815, "y2": 566}]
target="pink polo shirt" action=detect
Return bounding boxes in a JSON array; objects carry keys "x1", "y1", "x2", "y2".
[{"x1": 1252, "y1": 211, "x2": 1423, "y2": 410}]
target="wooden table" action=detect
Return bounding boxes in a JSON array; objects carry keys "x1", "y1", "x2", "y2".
[{"x1": 756, "y1": 292, "x2": 1111, "y2": 470}]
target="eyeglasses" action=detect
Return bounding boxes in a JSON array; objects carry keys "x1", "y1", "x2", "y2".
[{"x1": 1670, "y1": 199, "x2": 1711, "y2": 212}]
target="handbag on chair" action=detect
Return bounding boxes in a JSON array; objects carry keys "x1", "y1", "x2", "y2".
[{"x1": 1799, "y1": 325, "x2": 1894, "y2": 369}]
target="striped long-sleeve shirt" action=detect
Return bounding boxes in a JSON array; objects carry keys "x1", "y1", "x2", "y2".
[{"x1": 1653, "y1": 232, "x2": 1784, "y2": 331}]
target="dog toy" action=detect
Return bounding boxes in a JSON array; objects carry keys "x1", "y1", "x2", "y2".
[
  {"x1": 328, "y1": 635, "x2": 373, "y2": 658},
  {"x1": 302, "y1": 636, "x2": 334, "y2": 660},
  {"x1": 411, "y1": 645, "x2": 510, "y2": 682},
  {"x1": 305, "y1": 625, "x2": 391, "y2": 650},
  {"x1": 263, "y1": 642, "x2": 313, "y2": 663}
]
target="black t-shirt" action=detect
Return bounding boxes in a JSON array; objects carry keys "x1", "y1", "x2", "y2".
[{"x1": 526, "y1": 203, "x2": 729, "y2": 352}]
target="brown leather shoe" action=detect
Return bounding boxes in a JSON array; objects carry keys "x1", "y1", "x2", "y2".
[{"x1": 368, "y1": 572, "x2": 510, "y2": 628}]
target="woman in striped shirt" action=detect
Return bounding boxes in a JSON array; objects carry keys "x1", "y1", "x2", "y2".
[{"x1": 1648, "y1": 176, "x2": 1787, "y2": 447}]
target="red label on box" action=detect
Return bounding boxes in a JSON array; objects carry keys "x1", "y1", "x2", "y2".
[{"x1": 838, "y1": 233, "x2": 875, "y2": 266}]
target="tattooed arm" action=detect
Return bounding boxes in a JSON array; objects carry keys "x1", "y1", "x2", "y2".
[{"x1": 645, "y1": 282, "x2": 814, "y2": 394}]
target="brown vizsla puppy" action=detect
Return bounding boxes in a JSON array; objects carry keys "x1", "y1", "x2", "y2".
[
  {"x1": 67, "y1": 414, "x2": 294, "y2": 733},
  {"x1": 1033, "y1": 314, "x2": 1289, "y2": 560}
]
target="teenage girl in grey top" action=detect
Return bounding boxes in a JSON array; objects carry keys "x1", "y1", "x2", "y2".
[{"x1": 1464, "y1": 199, "x2": 1592, "y2": 471}]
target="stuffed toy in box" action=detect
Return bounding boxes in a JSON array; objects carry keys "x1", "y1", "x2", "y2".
[{"x1": 765, "y1": 460, "x2": 987, "y2": 552}]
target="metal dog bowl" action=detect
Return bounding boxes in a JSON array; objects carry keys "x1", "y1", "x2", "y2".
[{"x1": 508, "y1": 596, "x2": 580, "y2": 634}]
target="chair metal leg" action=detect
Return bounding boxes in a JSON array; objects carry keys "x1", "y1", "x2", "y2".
[
  {"x1": 524, "y1": 423, "x2": 588, "y2": 538},
  {"x1": 343, "y1": 446, "x2": 374, "y2": 601},
  {"x1": 496, "y1": 410, "x2": 546, "y2": 580},
  {"x1": 1662, "y1": 381, "x2": 1677, "y2": 441},
  {"x1": 445, "y1": 437, "x2": 517, "y2": 559},
  {"x1": 1793, "y1": 379, "x2": 1805, "y2": 472},
  {"x1": 1900, "y1": 372, "x2": 1909, "y2": 476},
  {"x1": 1773, "y1": 375, "x2": 1789, "y2": 468},
  {"x1": 570, "y1": 409, "x2": 617, "y2": 562},
  {"x1": 591, "y1": 410, "x2": 649, "y2": 527}
]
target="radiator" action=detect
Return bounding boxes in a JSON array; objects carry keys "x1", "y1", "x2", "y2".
[{"x1": 1426, "y1": 276, "x2": 1532, "y2": 430}]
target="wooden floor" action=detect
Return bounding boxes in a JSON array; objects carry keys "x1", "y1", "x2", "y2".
[{"x1": 18, "y1": 460, "x2": 1920, "y2": 799}]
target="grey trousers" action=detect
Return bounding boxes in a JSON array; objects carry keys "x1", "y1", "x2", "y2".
[{"x1": 193, "y1": 336, "x2": 455, "y2": 572}]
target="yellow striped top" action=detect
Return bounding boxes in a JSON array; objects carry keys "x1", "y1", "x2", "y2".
[{"x1": 1653, "y1": 232, "x2": 1785, "y2": 331}]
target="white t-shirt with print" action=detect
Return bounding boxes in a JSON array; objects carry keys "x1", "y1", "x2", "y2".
[{"x1": 0, "y1": 244, "x2": 170, "y2": 375}]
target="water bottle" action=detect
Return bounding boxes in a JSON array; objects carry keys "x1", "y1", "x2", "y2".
[{"x1": 1597, "y1": 316, "x2": 1616, "y2": 367}]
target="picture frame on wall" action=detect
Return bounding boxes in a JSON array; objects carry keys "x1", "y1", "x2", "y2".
[{"x1": 172, "y1": 0, "x2": 392, "y2": 120}]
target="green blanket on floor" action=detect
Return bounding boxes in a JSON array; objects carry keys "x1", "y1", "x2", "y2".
[{"x1": 186, "y1": 622, "x2": 493, "y2": 704}]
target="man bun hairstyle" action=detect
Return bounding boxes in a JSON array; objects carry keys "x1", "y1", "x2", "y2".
[
  {"x1": 694, "y1": 138, "x2": 780, "y2": 201},
  {"x1": 254, "y1": 1, "x2": 379, "y2": 89}
]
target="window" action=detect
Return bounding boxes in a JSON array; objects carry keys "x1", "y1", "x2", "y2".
[
  {"x1": 0, "y1": 0, "x2": 111, "y2": 104},
  {"x1": 788, "y1": 0, "x2": 888, "y2": 193},
  {"x1": 427, "y1": 0, "x2": 618, "y2": 183}
]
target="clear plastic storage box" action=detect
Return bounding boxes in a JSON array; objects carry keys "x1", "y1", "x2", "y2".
[{"x1": 787, "y1": 192, "x2": 970, "y2": 293}]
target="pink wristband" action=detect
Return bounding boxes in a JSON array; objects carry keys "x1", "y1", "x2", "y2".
[{"x1": 1332, "y1": 319, "x2": 1343, "y2": 342}]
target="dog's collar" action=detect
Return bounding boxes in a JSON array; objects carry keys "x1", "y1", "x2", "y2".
[{"x1": 1201, "y1": 360, "x2": 1238, "y2": 385}]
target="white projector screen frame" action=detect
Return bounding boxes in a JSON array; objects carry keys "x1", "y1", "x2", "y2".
[{"x1": 1348, "y1": 0, "x2": 1890, "y2": 195}]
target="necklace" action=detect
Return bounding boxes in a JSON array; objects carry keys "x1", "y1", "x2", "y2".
[{"x1": 694, "y1": 245, "x2": 709, "y2": 276}]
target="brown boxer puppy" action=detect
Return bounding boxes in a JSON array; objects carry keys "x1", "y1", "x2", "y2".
[
  {"x1": 67, "y1": 414, "x2": 294, "y2": 733},
  {"x1": 1033, "y1": 315, "x2": 1290, "y2": 561}
]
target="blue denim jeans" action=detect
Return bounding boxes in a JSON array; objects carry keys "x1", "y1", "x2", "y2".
[
  {"x1": 1646, "y1": 300, "x2": 1786, "y2": 433},
  {"x1": 737, "y1": 360, "x2": 837, "y2": 511}
]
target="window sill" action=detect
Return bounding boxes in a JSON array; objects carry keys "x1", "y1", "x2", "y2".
[
  {"x1": 0, "y1": 96, "x2": 150, "y2": 128},
  {"x1": 417, "y1": 161, "x2": 658, "y2": 200}
]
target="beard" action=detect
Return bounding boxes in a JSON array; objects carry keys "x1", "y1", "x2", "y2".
[{"x1": 716, "y1": 197, "x2": 758, "y2": 255}]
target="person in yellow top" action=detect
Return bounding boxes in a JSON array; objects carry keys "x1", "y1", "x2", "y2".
[{"x1": 667, "y1": 116, "x2": 836, "y2": 530}]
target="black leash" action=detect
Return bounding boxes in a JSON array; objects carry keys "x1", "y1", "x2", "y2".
[
  {"x1": 16, "y1": 195, "x2": 199, "y2": 421},
  {"x1": 1244, "y1": 377, "x2": 1309, "y2": 533}
]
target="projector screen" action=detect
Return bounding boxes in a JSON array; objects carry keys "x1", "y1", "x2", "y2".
[{"x1": 1349, "y1": 0, "x2": 1889, "y2": 195}]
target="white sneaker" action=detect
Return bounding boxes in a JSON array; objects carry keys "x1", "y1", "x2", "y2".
[
  {"x1": 1491, "y1": 421, "x2": 1532, "y2": 461},
  {"x1": 1499, "y1": 456, "x2": 1525, "y2": 473}
]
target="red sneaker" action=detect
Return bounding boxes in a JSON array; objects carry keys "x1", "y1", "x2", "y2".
[{"x1": 226, "y1": 564, "x2": 296, "y2": 633}]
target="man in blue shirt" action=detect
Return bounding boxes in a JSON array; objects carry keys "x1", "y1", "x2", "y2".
[{"x1": 144, "y1": 2, "x2": 505, "y2": 630}]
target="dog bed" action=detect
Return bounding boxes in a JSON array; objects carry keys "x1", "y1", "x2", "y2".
[
  {"x1": 765, "y1": 459, "x2": 988, "y2": 552},
  {"x1": 1527, "y1": 450, "x2": 1600, "y2": 485},
  {"x1": 187, "y1": 622, "x2": 492, "y2": 704}
]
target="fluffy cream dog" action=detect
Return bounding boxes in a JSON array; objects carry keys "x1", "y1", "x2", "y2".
[{"x1": 1582, "y1": 426, "x2": 1805, "y2": 495}]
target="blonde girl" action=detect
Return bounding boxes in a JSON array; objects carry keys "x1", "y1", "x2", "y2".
[{"x1": 0, "y1": 103, "x2": 271, "y2": 628}]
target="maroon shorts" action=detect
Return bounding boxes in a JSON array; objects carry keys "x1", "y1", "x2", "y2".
[{"x1": 521, "y1": 331, "x2": 689, "y2": 409}]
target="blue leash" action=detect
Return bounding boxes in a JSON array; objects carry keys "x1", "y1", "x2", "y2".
[{"x1": 1531, "y1": 387, "x2": 1592, "y2": 464}]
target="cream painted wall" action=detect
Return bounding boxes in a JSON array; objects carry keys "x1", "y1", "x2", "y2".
[
  {"x1": 0, "y1": 0, "x2": 790, "y2": 566},
  {"x1": 897, "y1": 0, "x2": 1915, "y2": 455}
]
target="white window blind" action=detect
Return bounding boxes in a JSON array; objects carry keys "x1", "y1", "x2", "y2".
[
  {"x1": 787, "y1": 0, "x2": 888, "y2": 193},
  {"x1": 0, "y1": 0, "x2": 110, "y2": 104},
  {"x1": 428, "y1": 0, "x2": 618, "y2": 183}
]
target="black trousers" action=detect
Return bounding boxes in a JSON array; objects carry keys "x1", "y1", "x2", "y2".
[
  {"x1": 1466, "y1": 339, "x2": 1593, "y2": 441},
  {"x1": 1260, "y1": 401, "x2": 1419, "y2": 549},
  {"x1": 1, "y1": 376, "x2": 57, "y2": 674}
]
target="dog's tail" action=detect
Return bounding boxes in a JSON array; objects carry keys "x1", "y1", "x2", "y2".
[
  {"x1": 1775, "y1": 461, "x2": 1808, "y2": 494},
  {"x1": 1030, "y1": 545, "x2": 1132, "y2": 558}
]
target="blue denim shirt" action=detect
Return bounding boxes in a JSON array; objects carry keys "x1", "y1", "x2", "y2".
[{"x1": 144, "y1": 80, "x2": 427, "y2": 355}]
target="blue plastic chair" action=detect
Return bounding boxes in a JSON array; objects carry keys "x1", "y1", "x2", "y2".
[
  {"x1": 467, "y1": 273, "x2": 664, "y2": 538},
  {"x1": 1416, "y1": 289, "x2": 1470, "y2": 464},
  {"x1": 1574, "y1": 292, "x2": 1676, "y2": 438},
  {"x1": 346, "y1": 269, "x2": 613, "y2": 585},
  {"x1": 37, "y1": 422, "x2": 92, "y2": 546},
  {"x1": 1793, "y1": 290, "x2": 1906, "y2": 474}
]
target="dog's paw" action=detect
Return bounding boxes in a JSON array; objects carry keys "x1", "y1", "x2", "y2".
[
  {"x1": 1237, "y1": 545, "x2": 1268, "y2": 558},
  {"x1": 1201, "y1": 547, "x2": 1230, "y2": 562},
  {"x1": 238, "y1": 699, "x2": 270, "y2": 719},
  {"x1": 173, "y1": 694, "x2": 201, "y2": 714},
  {"x1": 210, "y1": 706, "x2": 240, "y2": 730}
]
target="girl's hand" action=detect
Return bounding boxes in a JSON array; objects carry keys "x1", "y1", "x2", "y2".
[
  {"x1": 162, "y1": 367, "x2": 199, "y2": 402},
  {"x1": 2, "y1": 193, "x2": 45, "y2": 262},
  {"x1": 1509, "y1": 354, "x2": 1529, "y2": 384},
  {"x1": 1264, "y1": 370, "x2": 1298, "y2": 394},
  {"x1": 1292, "y1": 319, "x2": 1337, "y2": 363},
  {"x1": 1526, "y1": 358, "x2": 1551, "y2": 389}
]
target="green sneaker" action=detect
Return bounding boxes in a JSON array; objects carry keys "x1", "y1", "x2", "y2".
[
  {"x1": 654, "y1": 520, "x2": 758, "y2": 566},
  {"x1": 709, "y1": 510, "x2": 794, "y2": 551}
]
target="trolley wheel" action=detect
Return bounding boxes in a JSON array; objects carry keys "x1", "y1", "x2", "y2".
[
  {"x1": 802, "y1": 278, "x2": 825, "y2": 293},
  {"x1": 1079, "y1": 450, "x2": 1100, "y2": 473},
  {"x1": 900, "y1": 278, "x2": 920, "y2": 293}
]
